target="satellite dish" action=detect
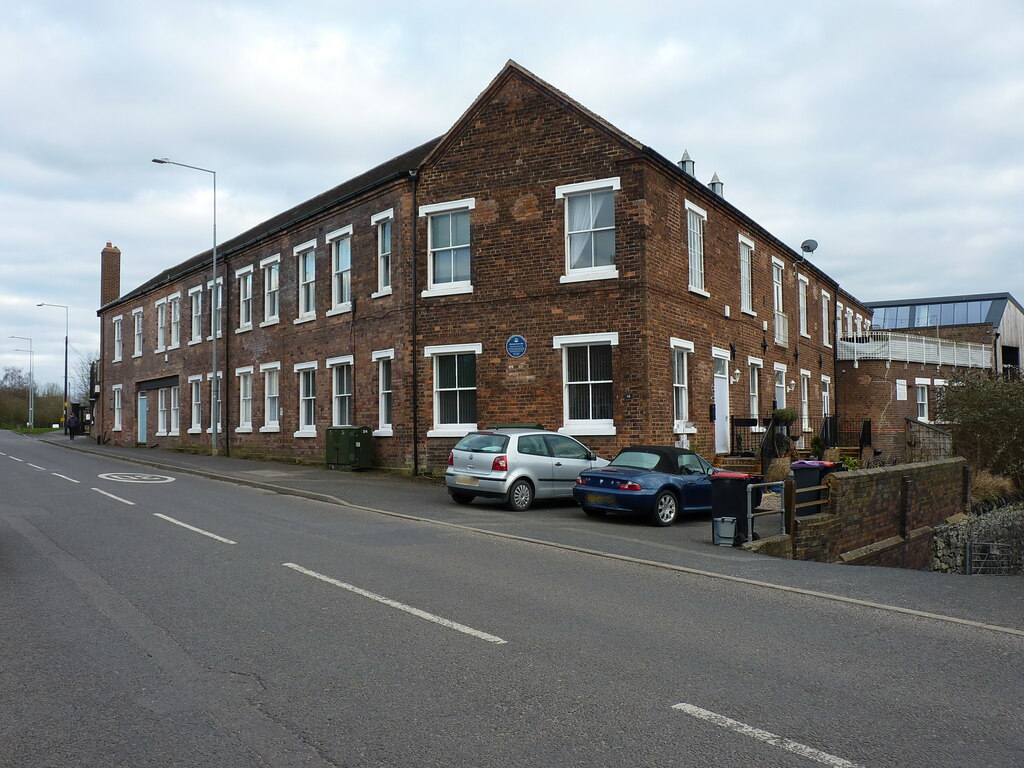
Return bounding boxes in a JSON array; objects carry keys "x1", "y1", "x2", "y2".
[{"x1": 800, "y1": 239, "x2": 818, "y2": 254}]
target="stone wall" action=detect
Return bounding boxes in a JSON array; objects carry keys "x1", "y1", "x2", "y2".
[{"x1": 932, "y1": 505, "x2": 1024, "y2": 574}]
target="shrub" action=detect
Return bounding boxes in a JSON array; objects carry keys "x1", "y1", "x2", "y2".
[
  {"x1": 969, "y1": 469, "x2": 1017, "y2": 511},
  {"x1": 841, "y1": 457, "x2": 861, "y2": 471}
]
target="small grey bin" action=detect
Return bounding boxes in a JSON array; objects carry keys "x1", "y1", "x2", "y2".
[{"x1": 712, "y1": 517, "x2": 737, "y2": 546}]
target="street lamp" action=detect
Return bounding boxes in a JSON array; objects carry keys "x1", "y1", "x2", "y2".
[
  {"x1": 152, "y1": 157, "x2": 219, "y2": 452},
  {"x1": 36, "y1": 303, "x2": 68, "y2": 433},
  {"x1": 9, "y1": 335, "x2": 34, "y2": 428}
]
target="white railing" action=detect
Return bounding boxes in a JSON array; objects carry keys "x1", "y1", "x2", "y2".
[{"x1": 836, "y1": 331, "x2": 992, "y2": 369}]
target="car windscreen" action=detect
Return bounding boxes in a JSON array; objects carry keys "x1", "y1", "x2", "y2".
[
  {"x1": 453, "y1": 433, "x2": 509, "y2": 453},
  {"x1": 610, "y1": 451, "x2": 661, "y2": 470}
]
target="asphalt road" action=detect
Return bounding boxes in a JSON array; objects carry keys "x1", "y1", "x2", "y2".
[{"x1": 1, "y1": 431, "x2": 1021, "y2": 767}]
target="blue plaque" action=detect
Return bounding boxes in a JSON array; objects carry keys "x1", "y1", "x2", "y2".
[{"x1": 506, "y1": 335, "x2": 527, "y2": 358}]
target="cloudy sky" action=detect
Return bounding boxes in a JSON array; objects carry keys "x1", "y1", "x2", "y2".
[{"x1": 2, "y1": 0, "x2": 1022, "y2": 389}]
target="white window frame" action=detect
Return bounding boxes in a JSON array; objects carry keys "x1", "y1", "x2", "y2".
[
  {"x1": 420, "y1": 199, "x2": 476, "y2": 297},
  {"x1": 260, "y1": 254, "x2": 281, "y2": 327},
  {"x1": 372, "y1": 348, "x2": 395, "y2": 436},
  {"x1": 112, "y1": 315, "x2": 123, "y2": 362},
  {"x1": 821, "y1": 375, "x2": 831, "y2": 417},
  {"x1": 371, "y1": 209, "x2": 394, "y2": 298},
  {"x1": 294, "y1": 240, "x2": 317, "y2": 323},
  {"x1": 236, "y1": 265, "x2": 254, "y2": 332},
  {"x1": 686, "y1": 201, "x2": 708, "y2": 296},
  {"x1": 916, "y1": 378, "x2": 930, "y2": 421},
  {"x1": 821, "y1": 290, "x2": 832, "y2": 347},
  {"x1": 326, "y1": 355, "x2": 354, "y2": 427},
  {"x1": 326, "y1": 226, "x2": 354, "y2": 316},
  {"x1": 205, "y1": 372, "x2": 222, "y2": 434},
  {"x1": 169, "y1": 385, "x2": 180, "y2": 436},
  {"x1": 671, "y1": 338, "x2": 695, "y2": 434},
  {"x1": 155, "y1": 387, "x2": 168, "y2": 436},
  {"x1": 556, "y1": 178, "x2": 620, "y2": 284},
  {"x1": 748, "y1": 356, "x2": 763, "y2": 424},
  {"x1": 205, "y1": 278, "x2": 224, "y2": 340},
  {"x1": 293, "y1": 361, "x2": 318, "y2": 437},
  {"x1": 132, "y1": 307, "x2": 143, "y2": 358},
  {"x1": 260, "y1": 362, "x2": 281, "y2": 432},
  {"x1": 112, "y1": 384, "x2": 123, "y2": 431},
  {"x1": 772, "y1": 258, "x2": 786, "y2": 345},
  {"x1": 800, "y1": 369, "x2": 811, "y2": 431},
  {"x1": 896, "y1": 379, "x2": 908, "y2": 401},
  {"x1": 155, "y1": 298, "x2": 167, "y2": 352},
  {"x1": 424, "y1": 343, "x2": 482, "y2": 437},
  {"x1": 188, "y1": 374, "x2": 203, "y2": 434},
  {"x1": 798, "y1": 274, "x2": 809, "y2": 338},
  {"x1": 845, "y1": 307, "x2": 855, "y2": 337},
  {"x1": 739, "y1": 235, "x2": 755, "y2": 315},
  {"x1": 168, "y1": 293, "x2": 181, "y2": 349},
  {"x1": 774, "y1": 362, "x2": 787, "y2": 409},
  {"x1": 236, "y1": 366, "x2": 253, "y2": 432},
  {"x1": 188, "y1": 286, "x2": 203, "y2": 344},
  {"x1": 553, "y1": 333, "x2": 618, "y2": 436}
]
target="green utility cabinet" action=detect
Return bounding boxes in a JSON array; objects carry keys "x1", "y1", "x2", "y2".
[{"x1": 326, "y1": 426, "x2": 373, "y2": 470}]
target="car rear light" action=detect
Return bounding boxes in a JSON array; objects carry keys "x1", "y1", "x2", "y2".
[
  {"x1": 575, "y1": 476, "x2": 585, "y2": 486},
  {"x1": 491, "y1": 455, "x2": 508, "y2": 471},
  {"x1": 620, "y1": 481, "x2": 643, "y2": 491},
  {"x1": 447, "y1": 451, "x2": 454, "y2": 466}
]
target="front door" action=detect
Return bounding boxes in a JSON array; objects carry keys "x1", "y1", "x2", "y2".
[
  {"x1": 137, "y1": 392, "x2": 147, "y2": 443},
  {"x1": 713, "y1": 356, "x2": 730, "y2": 454}
]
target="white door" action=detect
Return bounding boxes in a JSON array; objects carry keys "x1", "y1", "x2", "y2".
[{"x1": 713, "y1": 356, "x2": 730, "y2": 454}]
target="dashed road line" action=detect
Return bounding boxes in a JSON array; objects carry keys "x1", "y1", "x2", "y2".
[
  {"x1": 672, "y1": 703, "x2": 865, "y2": 767},
  {"x1": 91, "y1": 487, "x2": 135, "y2": 505},
  {"x1": 28, "y1": 463, "x2": 46, "y2": 470},
  {"x1": 52, "y1": 473, "x2": 80, "y2": 483},
  {"x1": 153, "y1": 513, "x2": 237, "y2": 544},
  {"x1": 283, "y1": 562, "x2": 507, "y2": 645},
  {"x1": 9, "y1": 456, "x2": 24, "y2": 462}
]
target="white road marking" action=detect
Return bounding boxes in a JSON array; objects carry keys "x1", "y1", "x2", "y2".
[
  {"x1": 672, "y1": 703, "x2": 865, "y2": 767},
  {"x1": 153, "y1": 513, "x2": 237, "y2": 544},
  {"x1": 52, "y1": 473, "x2": 80, "y2": 483},
  {"x1": 283, "y1": 562, "x2": 508, "y2": 645},
  {"x1": 10, "y1": 456, "x2": 24, "y2": 462},
  {"x1": 28, "y1": 463, "x2": 46, "y2": 470},
  {"x1": 91, "y1": 487, "x2": 135, "y2": 505}
]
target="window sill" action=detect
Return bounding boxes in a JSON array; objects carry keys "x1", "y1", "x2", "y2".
[
  {"x1": 187, "y1": 428, "x2": 202, "y2": 434},
  {"x1": 326, "y1": 303, "x2": 352, "y2": 317},
  {"x1": 427, "y1": 426, "x2": 477, "y2": 438},
  {"x1": 112, "y1": 357, "x2": 122, "y2": 364},
  {"x1": 236, "y1": 426, "x2": 253, "y2": 433},
  {"x1": 167, "y1": 343, "x2": 180, "y2": 351},
  {"x1": 421, "y1": 284, "x2": 473, "y2": 298},
  {"x1": 235, "y1": 326, "x2": 252, "y2": 335},
  {"x1": 688, "y1": 287, "x2": 711, "y2": 298},
  {"x1": 371, "y1": 287, "x2": 393, "y2": 299},
  {"x1": 558, "y1": 423, "x2": 616, "y2": 437},
  {"x1": 259, "y1": 425, "x2": 280, "y2": 433},
  {"x1": 673, "y1": 422, "x2": 697, "y2": 435},
  {"x1": 373, "y1": 427, "x2": 393, "y2": 437},
  {"x1": 559, "y1": 266, "x2": 619, "y2": 284},
  {"x1": 132, "y1": 353, "x2": 142, "y2": 359},
  {"x1": 294, "y1": 429, "x2": 317, "y2": 438},
  {"x1": 206, "y1": 333, "x2": 224, "y2": 341},
  {"x1": 112, "y1": 427, "x2": 122, "y2": 432},
  {"x1": 188, "y1": 339, "x2": 202, "y2": 346},
  {"x1": 154, "y1": 347, "x2": 165, "y2": 354},
  {"x1": 293, "y1": 315, "x2": 316, "y2": 325},
  {"x1": 741, "y1": 309, "x2": 757, "y2": 317},
  {"x1": 155, "y1": 431, "x2": 167, "y2": 437},
  {"x1": 259, "y1": 318, "x2": 280, "y2": 328},
  {"x1": 168, "y1": 430, "x2": 179, "y2": 437},
  {"x1": 800, "y1": 332, "x2": 811, "y2": 339},
  {"x1": 206, "y1": 428, "x2": 224, "y2": 434}
]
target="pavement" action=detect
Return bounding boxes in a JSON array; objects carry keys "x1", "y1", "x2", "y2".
[{"x1": 29, "y1": 430, "x2": 1024, "y2": 636}]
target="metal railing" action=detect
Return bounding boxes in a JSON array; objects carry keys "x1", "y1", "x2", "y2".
[{"x1": 836, "y1": 330, "x2": 992, "y2": 369}]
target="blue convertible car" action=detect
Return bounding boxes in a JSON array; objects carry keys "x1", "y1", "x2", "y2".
[{"x1": 572, "y1": 446, "x2": 718, "y2": 526}]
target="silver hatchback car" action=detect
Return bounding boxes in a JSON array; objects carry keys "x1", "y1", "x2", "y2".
[{"x1": 446, "y1": 428, "x2": 609, "y2": 511}]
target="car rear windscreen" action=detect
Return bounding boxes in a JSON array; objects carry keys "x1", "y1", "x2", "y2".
[
  {"x1": 610, "y1": 451, "x2": 660, "y2": 469},
  {"x1": 453, "y1": 433, "x2": 509, "y2": 453}
]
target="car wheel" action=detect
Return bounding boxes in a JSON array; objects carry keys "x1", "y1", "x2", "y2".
[
  {"x1": 582, "y1": 506, "x2": 606, "y2": 518},
  {"x1": 650, "y1": 490, "x2": 678, "y2": 526},
  {"x1": 449, "y1": 491, "x2": 475, "y2": 505},
  {"x1": 506, "y1": 479, "x2": 534, "y2": 511}
]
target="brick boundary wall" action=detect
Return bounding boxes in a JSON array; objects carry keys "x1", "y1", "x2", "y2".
[{"x1": 748, "y1": 458, "x2": 969, "y2": 568}]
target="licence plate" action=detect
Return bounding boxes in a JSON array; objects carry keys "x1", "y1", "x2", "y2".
[
  {"x1": 586, "y1": 493, "x2": 616, "y2": 506},
  {"x1": 455, "y1": 475, "x2": 480, "y2": 487}
]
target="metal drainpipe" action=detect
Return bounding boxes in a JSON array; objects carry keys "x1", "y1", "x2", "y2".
[{"x1": 410, "y1": 170, "x2": 420, "y2": 476}]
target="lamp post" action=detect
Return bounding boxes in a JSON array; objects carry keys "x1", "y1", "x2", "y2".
[
  {"x1": 152, "y1": 158, "x2": 219, "y2": 452},
  {"x1": 36, "y1": 303, "x2": 68, "y2": 433},
  {"x1": 9, "y1": 336, "x2": 34, "y2": 428}
]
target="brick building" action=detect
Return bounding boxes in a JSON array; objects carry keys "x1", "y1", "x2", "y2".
[{"x1": 96, "y1": 61, "x2": 869, "y2": 474}]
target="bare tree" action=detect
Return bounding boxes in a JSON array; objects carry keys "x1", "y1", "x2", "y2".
[{"x1": 71, "y1": 353, "x2": 99, "y2": 404}]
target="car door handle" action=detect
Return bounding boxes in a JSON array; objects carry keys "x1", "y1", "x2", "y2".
[{"x1": 555, "y1": 461, "x2": 563, "y2": 466}]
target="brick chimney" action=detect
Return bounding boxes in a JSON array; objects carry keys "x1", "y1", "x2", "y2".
[{"x1": 100, "y1": 242, "x2": 121, "y2": 306}]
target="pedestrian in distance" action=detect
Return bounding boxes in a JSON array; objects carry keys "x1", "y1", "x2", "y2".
[{"x1": 67, "y1": 414, "x2": 79, "y2": 440}]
